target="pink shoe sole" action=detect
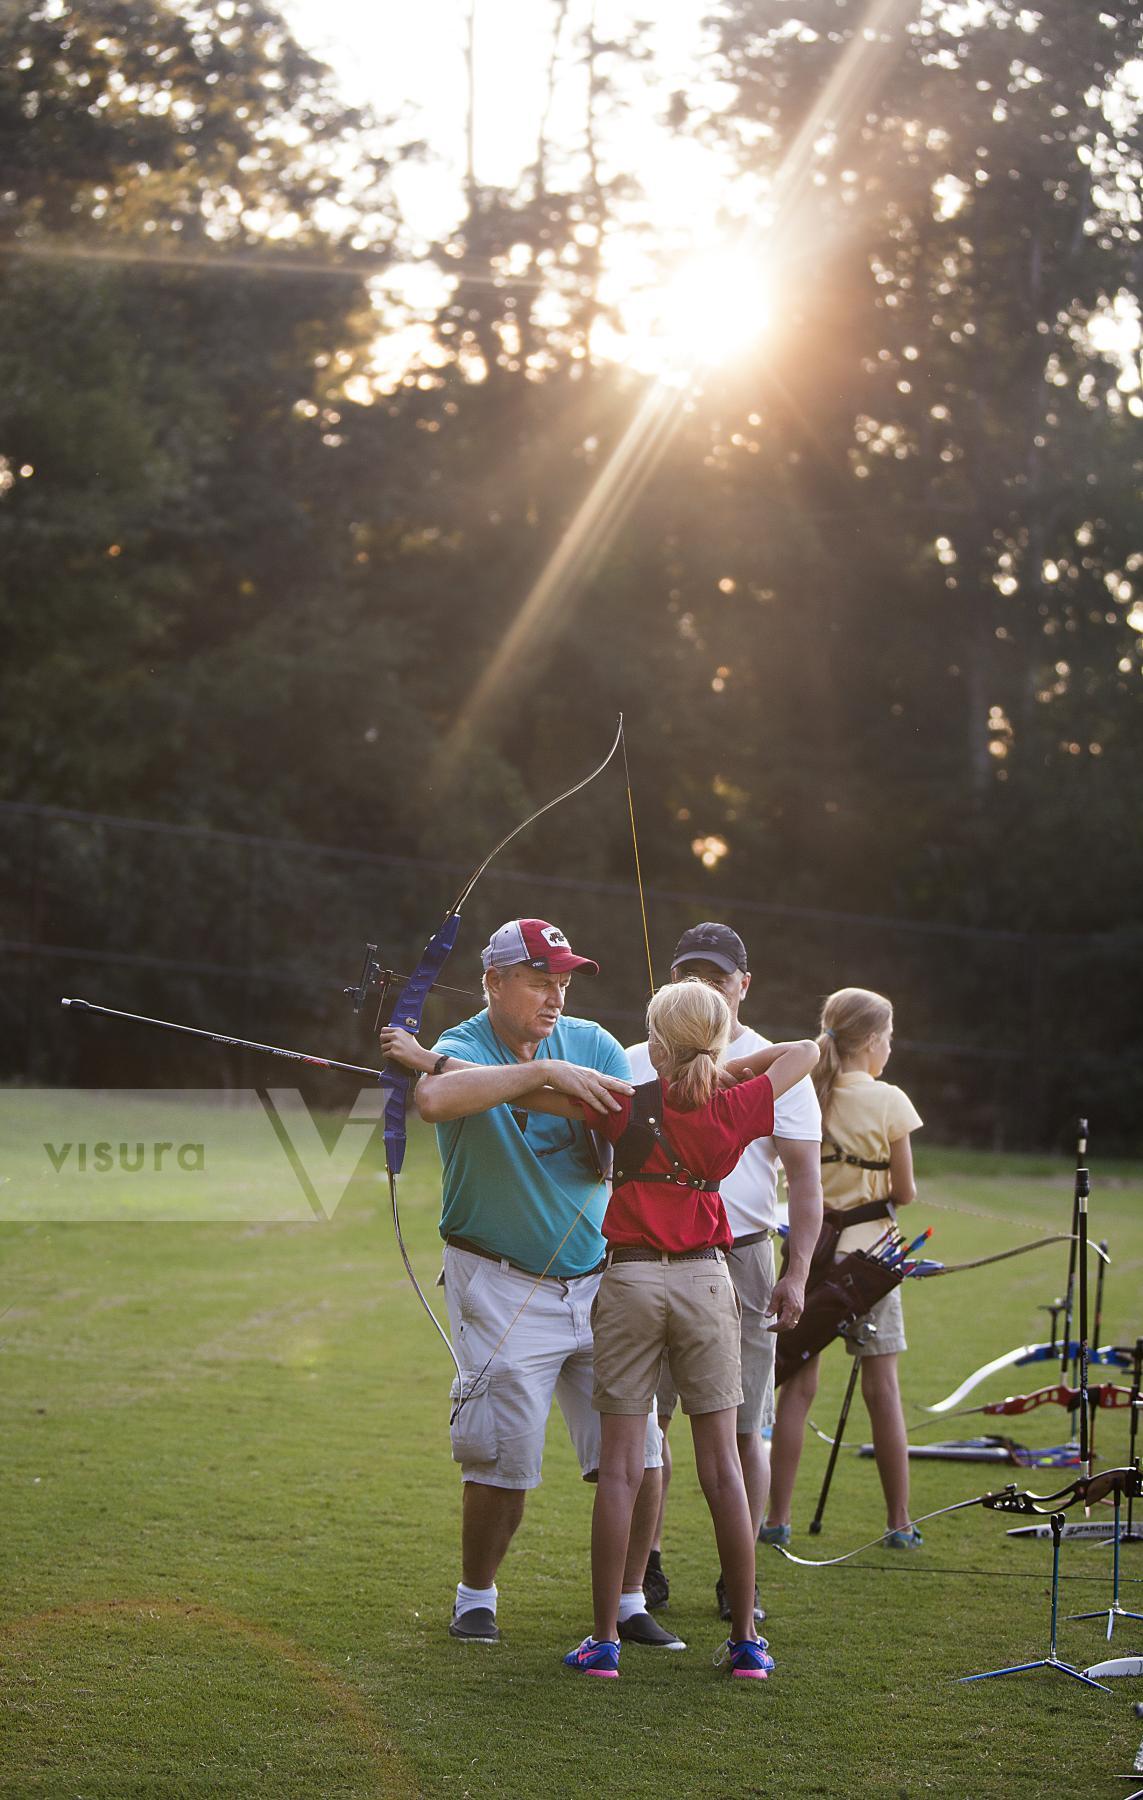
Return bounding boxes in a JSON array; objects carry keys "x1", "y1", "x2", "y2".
[{"x1": 731, "y1": 1667, "x2": 769, "y2": 1679}]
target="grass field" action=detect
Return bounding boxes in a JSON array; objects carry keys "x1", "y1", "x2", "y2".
[{"x1": 3, "y1": 1112, "x2": 1143, "y2": 1799}]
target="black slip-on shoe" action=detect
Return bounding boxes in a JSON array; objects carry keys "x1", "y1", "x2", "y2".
[
  {"x1": 448, "y1": 1606, "x2": 501, "y2": 1643},
  {"x1": 617, "y1": 1610, "x2": 686, "y2": 1650}
]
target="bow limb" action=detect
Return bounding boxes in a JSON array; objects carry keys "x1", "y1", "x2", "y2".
[
  {"x1": 774, "y1": 1493, "x2": 990, "y2": 1567},
  {"x1": 774, "y1": 1467, "x2": 1143, "y2": 1565},
  {"x1": 922, "y1": 1343, "x2": 1050, "y2": 1415},
  {"x1": 388, "y1": 1158, "x2": 465, "y2": 1393},
  {"x1": 448, "y1": 715, "x2": 626, "y2": 914},
  {"x1": 909, "y1": 1233, "x2": 1101, "y2": 1278}
]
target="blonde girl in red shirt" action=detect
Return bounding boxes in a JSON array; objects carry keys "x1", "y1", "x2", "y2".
[{"x1": 532, "y1": 980, "x2": 817, "y2": 1679}]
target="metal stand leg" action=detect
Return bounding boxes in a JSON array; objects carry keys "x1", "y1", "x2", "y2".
[
  {"x1": 809, "y1": 1328, "x2": 871, "y2": 1535},
  {"x1": 960, "y1": 1515, "x2": 1110, "y2": 1690},
  {"x1": 1070, "y1": 1494, "x2": 1143, "y2": 1639}
]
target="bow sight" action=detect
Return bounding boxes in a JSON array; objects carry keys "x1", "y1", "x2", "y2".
[
  {"x1": 343, "y1": 943, "x2": 478, "y2": 1035},
  {"x1": 344, "y1": 944, "x2": 391, "y2": 1026}
]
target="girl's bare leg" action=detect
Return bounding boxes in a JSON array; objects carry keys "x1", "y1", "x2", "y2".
[
  {"x1": 861, "y1": 1353, "x2": 911, "y2": 1530},
  {"x1": 765, "y1": 1356, "x2": 819, "y2": 1527},
  {"x1": 690, "y1": 1407, "x2": 757, "y2": 1643},
  {"x1": 591, "y1": 1413, "x2": 652, "y2": 1643}
]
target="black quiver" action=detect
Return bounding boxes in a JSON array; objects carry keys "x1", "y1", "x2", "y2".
[
  {"x1": 774, "y1": 1197, "x2": 901, "y2": 1387},
  {"x1": 774, "y1": 1249, "x2": 904, "y2": 1386}
]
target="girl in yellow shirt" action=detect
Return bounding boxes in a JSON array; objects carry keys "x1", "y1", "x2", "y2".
[{"x1": 762, "y1": 986, "x2": 923, "y2": 1547}]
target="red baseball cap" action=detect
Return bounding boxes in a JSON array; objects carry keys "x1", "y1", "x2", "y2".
[{"x1": 481, "y1": 919, "x2": 600, "y2": 975}]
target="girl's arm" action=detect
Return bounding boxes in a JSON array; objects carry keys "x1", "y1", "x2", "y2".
[
  {"x1": 889, "y1": 1133, "x2": 917, "y2": 1205},
  {"x1": 723, "y1": 1038, "x2": 818, "y2": 1100},
  {"x1": 515, "y1": 1090, "x2": 590, "y2": 1120}
]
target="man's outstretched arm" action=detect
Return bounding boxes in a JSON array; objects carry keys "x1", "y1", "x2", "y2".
[
  {"x1": 378, "y1": 1026, "x2": 630, "y2": 1121},
  {"x1": 768, "y1": 1135, "x2": 823, "y2": 1330}
]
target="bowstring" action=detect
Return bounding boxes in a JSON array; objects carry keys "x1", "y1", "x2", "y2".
[{"x1": 620, "y1": 722, "x2": 656, "y2": 998}]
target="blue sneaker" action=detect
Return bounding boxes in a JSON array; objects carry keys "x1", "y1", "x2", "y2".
[
  {"x1": 883, "y1": 1526, "x2": 924, "y2": 1549},
  {"x1": 715, "y1": 1636, "x2": 775, "y2": 1680},
  {"x1": 758, "y1": 1523, "x2": 791, "y2": 1548},
  {"x1": 563, "y1": 1636, "x2": 620, "y2": 1678}
]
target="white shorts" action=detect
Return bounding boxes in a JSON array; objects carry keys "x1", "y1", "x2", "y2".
[{"x1": 443, "y1": 1245, "x2": 663, "y2": 1490}]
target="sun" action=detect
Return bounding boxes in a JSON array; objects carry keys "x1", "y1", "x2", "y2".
[
  {"x1": 656, "y1": 248, "x2": 774, "y2": 369},
  {"x1": 596, "y1": 240, "x2": 775, "y2": 380}
]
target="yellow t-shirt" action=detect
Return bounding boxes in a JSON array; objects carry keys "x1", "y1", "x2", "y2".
[{"x1": 821, "y1": 1072, "x2": 923, "y2": 1254}]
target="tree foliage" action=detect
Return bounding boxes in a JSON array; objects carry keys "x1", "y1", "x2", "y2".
[{"x1": 1, "y1": 0, "x2": 1140, "y2": 1139}]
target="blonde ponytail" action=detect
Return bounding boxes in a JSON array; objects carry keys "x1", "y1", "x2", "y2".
[
  {"x1": 646, "y1": 981, "x2": 731, "y2": 1111},
  {"x1": 814, "y1": 987, "x2": 893, "y2": 1126}
]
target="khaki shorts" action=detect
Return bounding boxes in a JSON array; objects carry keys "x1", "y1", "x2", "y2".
[
  {"x1": 592, "y1": 1254, "x2": 743, "y2": 1417},
  {"x1": 846, "y1": 1283, "x2": 907, "y2": 1357},
  {"x1": 657, "y1": 1236, "x2": 776, "y2": 1432},
  {"x1": 443, "y1": 1246, "x2": 662, "y2": 1489}
]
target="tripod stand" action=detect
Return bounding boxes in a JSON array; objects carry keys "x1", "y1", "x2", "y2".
[
  {"x1": 1069, "y1": 1487, "x2": 1143, "y2": 1640},
  {"x1": 960, "y1": 1514, "x2": 1110, "y2": 1690}
]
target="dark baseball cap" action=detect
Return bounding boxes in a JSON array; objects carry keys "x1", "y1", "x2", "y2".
[{"x1": 671, "y1": 922, "x2": 748, "y2": 976}]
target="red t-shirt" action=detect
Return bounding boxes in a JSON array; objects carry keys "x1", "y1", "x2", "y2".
[{"x1": 584, "y1": 1074, "x2": 775, "y2": 1253}]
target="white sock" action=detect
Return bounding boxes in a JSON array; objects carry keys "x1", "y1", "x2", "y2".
[
  {"x1": 617, "y1": 1590, "x2": 646, "y2": 1623},
  {"x1": 455, "y1": 1581, "x2": 497, "y2": 1618}
]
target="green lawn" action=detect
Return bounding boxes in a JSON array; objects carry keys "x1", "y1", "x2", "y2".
[{"x1": 2, "y1": 1117, "x2": 1142, "y2": 1799}]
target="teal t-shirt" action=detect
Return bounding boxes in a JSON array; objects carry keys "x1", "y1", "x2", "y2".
[{"x1": 431, "y1": 1010, "x2": 629, "y2": 1276}]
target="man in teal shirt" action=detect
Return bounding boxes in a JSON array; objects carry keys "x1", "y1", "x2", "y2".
[{"x1": 382, "y1": 918, "x2": 673, "y2": 1650}]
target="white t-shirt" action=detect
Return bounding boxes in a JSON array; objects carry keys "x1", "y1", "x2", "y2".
[{"x1": 625, "y1": 1025, "x2": 822, "y2": 1237}]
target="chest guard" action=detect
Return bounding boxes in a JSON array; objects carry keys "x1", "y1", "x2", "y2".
[{"x1": 611, "y1": 1079, "x2": 721, "y2": 1193}]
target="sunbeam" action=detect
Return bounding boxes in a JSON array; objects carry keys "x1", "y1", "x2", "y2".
[{"x1": 437, "y1": 0, "x2": 917, "y2": 760}]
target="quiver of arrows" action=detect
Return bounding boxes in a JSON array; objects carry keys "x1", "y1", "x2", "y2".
[{"x1": 775, "y1": 1251, "x2": 905, "y2": 1387}]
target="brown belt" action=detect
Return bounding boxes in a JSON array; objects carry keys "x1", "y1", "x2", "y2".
[
  {"x1": 608, "y1": 1246, "x2": 724, "y2": 1265},
  {"x1": 445, "y1": 1234, "x2": 605, "y2": 1282},
  {"x1": 731, "y1": 1229, "x2": 775, "y2": 1250}
]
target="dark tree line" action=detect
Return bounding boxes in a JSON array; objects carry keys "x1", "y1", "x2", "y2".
[{"x1": 1, "y1": 0, "x2": 1140, "y2": 1141}]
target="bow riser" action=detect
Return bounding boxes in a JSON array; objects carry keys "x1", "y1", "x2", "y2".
[{"x1": 937, "y1": 1381, "x2": 1136, "y2": 1423}]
